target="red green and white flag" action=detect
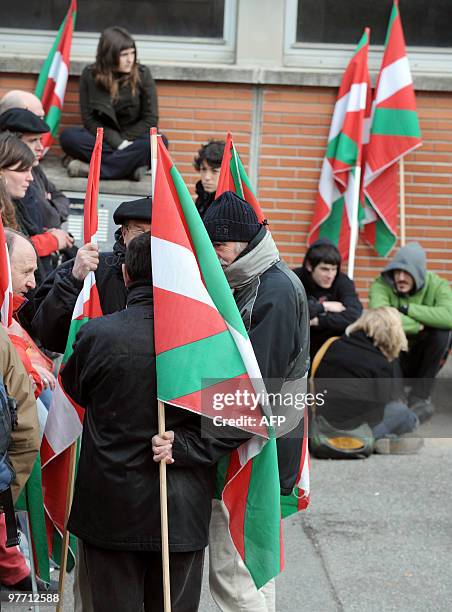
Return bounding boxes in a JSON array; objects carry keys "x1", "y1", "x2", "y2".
[
  {"x1": 216, "y1": 132, "x2": 266, "y2": 224},
  {"x1": 35, "y1": 0, "x2": 77, "y2": 152},
  {"x1": 362, "y1": 0, "x2": 422, "y2": 256},
  {"x1": 0, "y1": 215, "x2": 13, "y2": 328},
  {"x1": 41, "y1": 128, "x2": 103, "y2": 567},
  {"x1": 308, "y1": 29, "x2": 371, "y2": 261},
  {"x1": 281, "y1": 415, "x2": 310, "y2": 518},
  {"x1": 151, "y1": 129, "x2": 282, "y2": 588}
]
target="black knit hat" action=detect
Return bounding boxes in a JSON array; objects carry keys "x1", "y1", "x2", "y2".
[
  {"x1": 203, "y1": 191, "x2": 262, "y2": 242},
  {"x1": 113, "y1": 195, "x2": 152, "y2": 225},
  {"x1": 0, "y1": 108, "x2": 49, "y2": 134}
]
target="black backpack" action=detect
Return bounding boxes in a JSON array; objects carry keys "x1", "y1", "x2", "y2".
[{"x1": 0, "y1": 374, "x2": 20, "y2": 547}]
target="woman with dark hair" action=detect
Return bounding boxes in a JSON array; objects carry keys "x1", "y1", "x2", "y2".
[
  {"x1": 60, "y1": 26, "x2": 160, "y2": 181},
  {"x1": 0, "y1": 132, "x2": 72, "y2": 271}
]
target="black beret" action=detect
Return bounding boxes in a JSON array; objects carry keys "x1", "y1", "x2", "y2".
[
  {"x1": 113, "y1": 196, "x2": 153, "y2": 225},
  {"x1": 0, "y1": 108, "x2": 50, "y2": 134}
]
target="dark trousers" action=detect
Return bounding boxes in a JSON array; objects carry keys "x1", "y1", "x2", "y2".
[
  {"x1": 60, "y1": 127, "x2": 151, "y2": 180},
  {"x1": 397, "y1": 328, "x2": 452, "y2": 399},
  {"x1": 83, "y1": 543, "x2": 204, "y2": 612}
]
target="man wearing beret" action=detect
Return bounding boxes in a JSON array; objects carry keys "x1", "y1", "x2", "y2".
[
  {"x1": 202, "y1": 191, "x2": 310, "y2": 612},
  {"x1": 0, "y1": 108, "x2": 71, "y2": 242},
  {"x1": 32, "y1": 196, "x2": 152, "y2": 354}
]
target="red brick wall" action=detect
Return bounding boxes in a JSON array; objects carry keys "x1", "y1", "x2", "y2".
[{"x1": 1, "y1": 73, "x2": 451, "y2": 303}]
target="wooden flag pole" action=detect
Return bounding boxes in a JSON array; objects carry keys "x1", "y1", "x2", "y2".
[
  {"x1": 400, "y1": 158, "x2": 406, "y2": 246},
  {"x1": 56, "y1": 441, "x2": 77, "y2": 612},
  {"x1": 347, "y1": 165, "x2": 362, "y2": 280},
  {"x1": 158, "y1": 401, "x2": 171, "y2": 612}
]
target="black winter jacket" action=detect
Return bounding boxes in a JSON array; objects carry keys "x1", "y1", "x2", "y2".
[
  {"x1": 80, "y1": 64, "x2": 159, "y2": 150},
  {"x1": 32, "y1": 234, "x2": 127, "y2": 353},
  {"x1": 194, "y1": 181, "x2": 216, "y2": 219},
  {"x1": 62, "y1": 284, "x2": 237, "y2": 551},
  {"x1": 315, "y1": 330, "x2": 396, "y2": 428},
  {"x1": 293, "y1": 265, "x2": 362, "y2": 359}
]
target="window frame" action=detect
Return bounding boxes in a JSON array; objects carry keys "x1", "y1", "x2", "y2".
[
  {"x1": 284, "y1": 0, "x2": 452, "y2": 76},
  {"x1": 0, "y1": 0, "x2": 237, "y2": 65}
]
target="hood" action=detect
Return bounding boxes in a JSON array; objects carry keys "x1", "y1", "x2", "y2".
[
  {"x1": 223, "y1": 228, "x2": 279, "y2": 289},
  {"x1": 382, "y1": 242, "x2": 426, "y2": 293}
]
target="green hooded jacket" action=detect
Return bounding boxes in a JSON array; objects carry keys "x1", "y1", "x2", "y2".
[{"x1": 369, "y1": 242, "x2": 452, "y2": 335}]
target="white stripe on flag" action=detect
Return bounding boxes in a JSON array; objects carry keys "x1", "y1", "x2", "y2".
[
  {"x1": 375, "y1": 57, "x2": 412, "y2": 105},
  {"x1": 47, "y1": 51, "x2": 68, "y2": 104},
  {"x1": 238, "y1": 436, "x2": 267, "y2": 467},
  {"x1": 151, "y1": 237, "x2": 216, "y2": 309},
  {"x1": 44, "y1": 382, "x2": 82, "y2": 456},
  {"x1": 329, "y1": 82, "x2": 369, "y2": 141},
  {"x1": 318, "y1": 158, "x2": 342, "y2": 208},
  {"x1": 72, "y1": 271, "x2": 96, "y2": 321}
]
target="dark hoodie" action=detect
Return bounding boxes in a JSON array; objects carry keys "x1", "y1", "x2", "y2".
[
  {"x1": 194, "y1": 180, "x2": 216, "y2": 219},
  {"x1": 369, "y1": 242, "x2": 452, "y2": 335},
  {"x1": 293, "y1": 239, "x2": 363, "y2": 360}
]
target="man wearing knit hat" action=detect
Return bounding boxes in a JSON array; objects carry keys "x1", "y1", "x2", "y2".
[
  {"x1": 203, "y1": 191, "x2": 310, "y2": 612},
  {"x1": 32, "y1": 196, "x2": 152, "y2": 354}
]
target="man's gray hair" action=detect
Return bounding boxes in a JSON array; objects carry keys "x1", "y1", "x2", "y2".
[{"x1": 4, "y1": 227, "x2": 34, "y2": 255}]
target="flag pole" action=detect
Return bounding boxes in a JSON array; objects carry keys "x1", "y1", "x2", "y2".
[
  {"x1": 399, "y1": 158, "x2": 406, "y2": 246},
  {"x1": 347, "y1": 165, "x2": 362, "y2": 279},
  {"x1": 150, "y1": 127, "x2": 171, "y2": 612},
  {"x1": 56, "y1": 441, "x2": 77, "y2": 612},
  {"x1": 158, "y1": 401, "x2": 171, "y2": 612}
]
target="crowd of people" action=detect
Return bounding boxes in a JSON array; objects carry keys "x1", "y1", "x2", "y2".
[{"x1": 0, "y1": 24, "x2": 451, "y2": 612}]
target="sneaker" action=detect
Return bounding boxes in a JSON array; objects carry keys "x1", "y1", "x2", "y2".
[
  {"x1": 410, "y1": 396, "x2": 435, "y2": 424},
  {"x1": 67, "y1": 159, "x2": 90, "y2": 178},
  {"x1": 132, "y1": 165, "x2": 149, "y2": 181},
  {"x1": 374, "y1": 433, "x2": 424, "y2": 455}
]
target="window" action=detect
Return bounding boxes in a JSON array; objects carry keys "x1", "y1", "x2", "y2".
[
  {"x1": 285, "y1": 0, "x2": 452, "y2": 75},
  {"x1": 0, "y1": 0, "x2": 237, "y2": 65},
  {"x1": 4, "y1": 0, "x2": 226, "y2": 39},
  {"x1": 295, "y1": 0, "x2": 452, "y2": 47}
]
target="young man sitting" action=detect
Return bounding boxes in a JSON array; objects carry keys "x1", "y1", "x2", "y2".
[
  {"x1": 193, "y1": 140, "x2": 224, "y2": 218},
  {"x1": 293, "y1": 238, "x2": 362, "y2": 362},
  {"x1": 369, "y1": 242, "x2": 452, "y2": 422}
]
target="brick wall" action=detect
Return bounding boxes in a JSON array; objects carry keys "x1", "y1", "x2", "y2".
[{"x1": 1, "y1": 72, "x2": 451, "y2": 303}]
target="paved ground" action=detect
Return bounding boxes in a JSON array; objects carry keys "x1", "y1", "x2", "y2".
[{"x1": 4, "y1": 433, "x2": 451, "y2": 612}]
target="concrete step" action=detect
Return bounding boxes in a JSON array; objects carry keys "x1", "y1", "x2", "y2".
[{"x1": 41, "y1": 156, "x2": 151, "y2": 198}]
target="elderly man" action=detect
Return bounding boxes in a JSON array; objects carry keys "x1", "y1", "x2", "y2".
[
  {"x1": 0, "y1": 90, "x2": 45, "y2": 119},
  {"x1": 32, "y1": 196, "x2": 153, "y2": 353},
  {"x1": 201, "y1": 191, "x2": 310, "y2": 612},
  {"x1": 0, "y1": 107, "x2": 70, "y2": 230},
  {"x1": 370, "y1": 242, "x2": 452, "y2": 422}
]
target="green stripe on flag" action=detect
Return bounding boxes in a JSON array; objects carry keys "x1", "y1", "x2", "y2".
[
  {"x1": 326, "y1": 133, "x2": 358, "y2": 167},
  {"x1": 15, "y1": 455, "x2": 50, "y2": 583},
  {"x1": 63, "y1": 316, "x2": 90, "y2": 363},
  {"x1": 376, "y1": 219, "x2": 396, "y2": 256},
  {"x1": 45, "y1": 105, "x2": 62, "y2": 136},
  {"x1": 385, "y1": 3, "x2": 398, "y2": 47},
  {"x1": 244, "y1": 439, "x2": 281, "y2": 589},
  {"x1": 371, "y1": 108, "x2": 421, "y2": 138},
  {"x1": 214, "y1": 455, "x2": 230, "y2": 500},
  {"x1": 318, "y1": 197, "x2": 345, "y2": 245},
  {"x1": 355, "y1": 29, "x2": 369, "y2": 53},
  {"x1": 35, "y1": 17, "x2": 66, "y2": 98},
  {"x1": 230, "y1": 148, "x2": 245, "y2": 198},
  {"x1": 237, "y1": 155, "x2": 255, "y2": 194},
  {"x1": 156, "y1": 330, "x2": 246, "y2": 400},
  {"x1": 169, "y1": 165, "x2": 248, "y2": 339}
]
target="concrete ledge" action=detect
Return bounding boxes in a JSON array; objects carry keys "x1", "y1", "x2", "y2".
[
  {"x1": 41, "y1": 158, "x2": 150, "y2": 197},
  {"x1": 2, "y1": 56, "x2": 452, "y2": 91}
]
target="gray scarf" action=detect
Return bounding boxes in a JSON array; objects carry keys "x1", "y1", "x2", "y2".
[{"x1": 223, "y1": 231, "x2": 280, "y2": 289}]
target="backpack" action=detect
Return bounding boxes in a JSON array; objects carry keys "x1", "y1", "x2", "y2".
[
  {"x1": 0, "y1": 375, "x2": 20, "y2": 546},
  {"x1": 309, "y1": 338, "x2": 375, "y2": 459}
]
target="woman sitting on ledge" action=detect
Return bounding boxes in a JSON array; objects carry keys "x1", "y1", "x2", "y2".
[{"x1": 61, "y1": 26, "x2": 164, "y2": 181}]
